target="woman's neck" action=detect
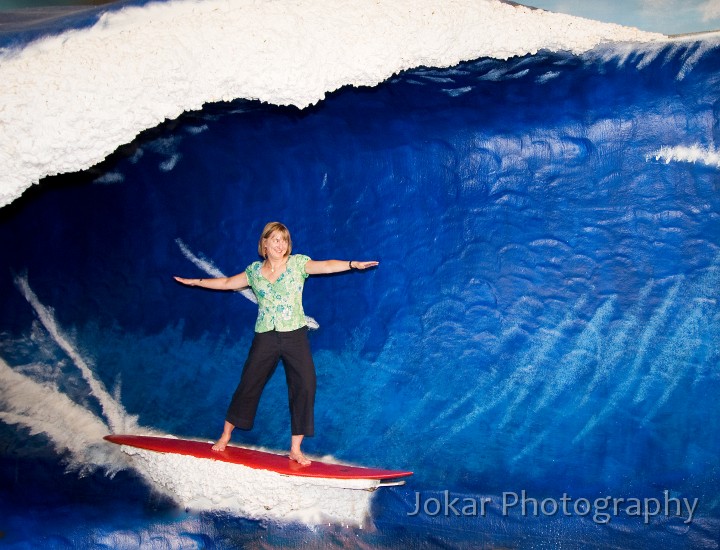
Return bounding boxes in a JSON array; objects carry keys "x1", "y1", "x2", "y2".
[{"x1": 265, "y1": 257, "x2": 286, "y2": 273}]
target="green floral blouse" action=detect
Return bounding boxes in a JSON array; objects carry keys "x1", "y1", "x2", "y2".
[{"x1": 245, "y1": 254, "x2": 311, "y2": 332}]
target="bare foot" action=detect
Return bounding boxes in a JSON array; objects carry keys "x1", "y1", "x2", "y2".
[
  {"x1": 212, "y1": 433, "x2": 231, "y2": 451},
  {"x1": 289, "y1": 450, "x2": 311, "y2": 466}
]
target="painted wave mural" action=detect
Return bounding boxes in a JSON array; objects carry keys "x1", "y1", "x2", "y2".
[{"x1": 1, "y1": 2, "x2": 719, "y2": 548}]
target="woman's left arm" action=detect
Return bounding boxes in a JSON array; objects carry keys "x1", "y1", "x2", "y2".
[{"x1": 305, "y1": 259, "x2": 379, "y2": 275}]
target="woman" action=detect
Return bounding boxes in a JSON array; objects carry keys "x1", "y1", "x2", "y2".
[{"x1": 174, "y1": 222, "x2": 378, "y2": 465}]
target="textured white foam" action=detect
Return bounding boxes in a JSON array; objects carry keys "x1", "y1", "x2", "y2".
[
  {"x1": 649, "y1": 144, "x2": 720, "y2": 169},
  {"x1": 0, "y1": 0, "x2": 665, "y2": 207},
  {"x1": 121, "y1": 444, "x2": 380, "y2": 526}
]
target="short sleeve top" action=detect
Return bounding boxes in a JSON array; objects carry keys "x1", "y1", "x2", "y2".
[{"x1": 245, "y1": 254, "x2": 310, "y2": 332}]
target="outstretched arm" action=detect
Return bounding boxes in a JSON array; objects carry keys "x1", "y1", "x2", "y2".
[
  {"x1": 174, "y1": 271, "x2": 249, "y2": 290},
  {"x1": 305, "y1": 260, "x2": 379, "y2": 275}
]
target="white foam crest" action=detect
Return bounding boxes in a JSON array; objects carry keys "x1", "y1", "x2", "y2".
[
  {"x1": 675, "y1": 39, "x2": 720, "y2": 80},
  {"x1": 587, "y1": 33, "x2": 720, "y2": 79},
  {"x1": 0, "y1": 0, "x2": 665, "y2": 207},
  {"x1": 121, "y1": 445, "x2": 378, "y2": 526},
  {"x1": 648, "y1": 144, "x2": 720, "y2": 169},
  {"x1": 175, "y1": 238, "x2": 320, "y2": 330},
  {"x1": 13, "y1": 273, "x2": 136, "y2": 433},
  {"x1": 0, "y1": 357, "x2": 127, "y2": 475}
]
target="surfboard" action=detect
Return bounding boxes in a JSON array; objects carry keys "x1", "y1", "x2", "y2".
[{"x1": 104, "y1": 434, "x2": 412, "y2": 484}]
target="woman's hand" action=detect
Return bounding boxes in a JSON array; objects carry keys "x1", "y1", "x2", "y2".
[
  {"x1": 174, "y1": 276, "x2": 198, "y2": 286},
  {"x1": 350, "y1": 261, "x2": 379, "y2": 270}
]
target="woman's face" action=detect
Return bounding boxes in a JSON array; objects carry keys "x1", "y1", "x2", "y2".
[{"x1": 264, "y1": 230, "x2": 289, "y2": 260}]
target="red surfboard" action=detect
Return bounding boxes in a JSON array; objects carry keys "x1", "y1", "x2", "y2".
[{"x1": 105, "y1": 434, "x2": 413, "y2": 482}]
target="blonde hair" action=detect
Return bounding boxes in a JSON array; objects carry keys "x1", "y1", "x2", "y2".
[{"x1": 258, "y1": 222, "x2": 292, "y2": 259}]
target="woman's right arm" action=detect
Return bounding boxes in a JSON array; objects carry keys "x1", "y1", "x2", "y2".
[{"x1": 174, "y1": 271, "x2": 249, "y2": 291}]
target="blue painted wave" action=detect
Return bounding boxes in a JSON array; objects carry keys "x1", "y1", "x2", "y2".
[{"x1": 1, "y1": 14, "x2": 719, "y2": 549}]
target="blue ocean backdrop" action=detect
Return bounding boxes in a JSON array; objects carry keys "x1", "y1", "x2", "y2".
[{"x1": 1, "y1": 3, "x2": 719, "y2": 548}]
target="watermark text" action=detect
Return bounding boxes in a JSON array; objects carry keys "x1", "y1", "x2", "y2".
[{"x1": 408, "y1": 489, "x2": 698, "y2": 525}]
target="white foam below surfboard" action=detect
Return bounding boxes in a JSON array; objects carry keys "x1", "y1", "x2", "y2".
[{"x1": 106, "y1": 434, "x2": 412, "y2": 525}]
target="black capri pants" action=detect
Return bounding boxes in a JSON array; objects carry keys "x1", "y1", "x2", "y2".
[{"x1": 225, "y1": 326, "x2": 316, "y2": 437}]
